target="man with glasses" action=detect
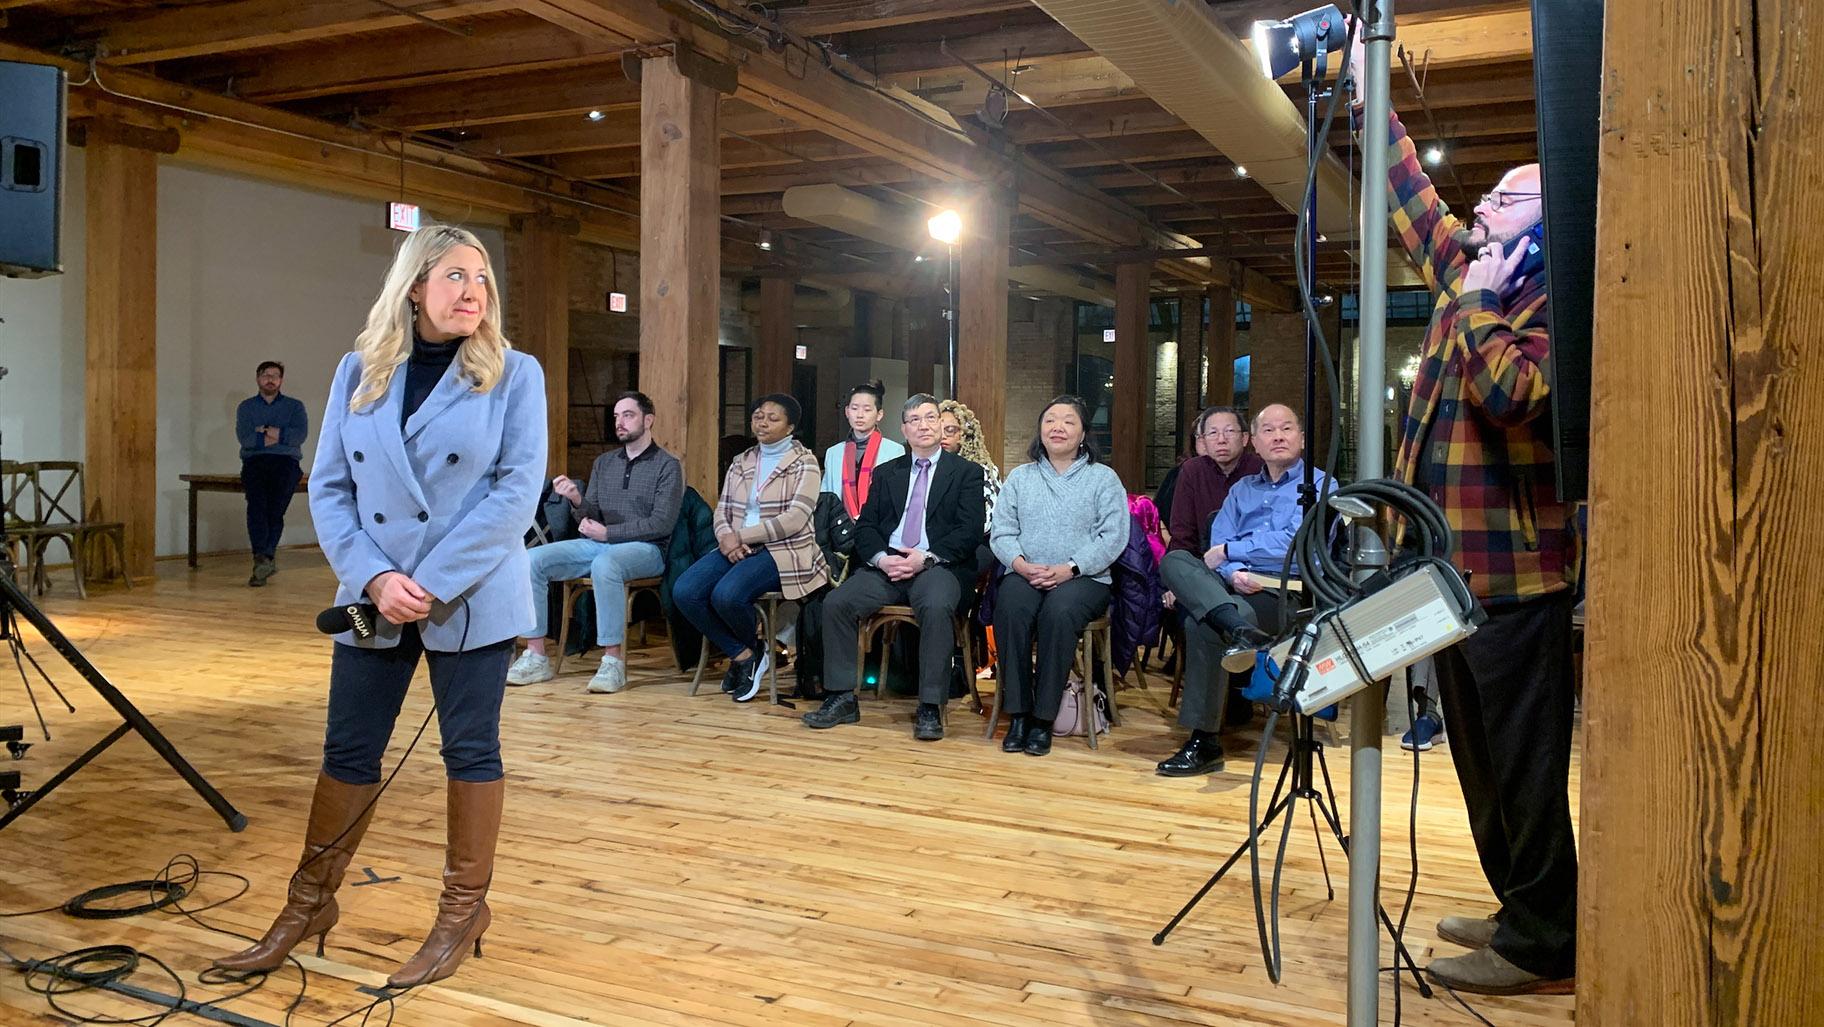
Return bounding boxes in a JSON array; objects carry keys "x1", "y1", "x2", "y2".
[
  {"x1": 1155, "y1": 404, "x2": 1327, "y2": 777},
  {"x1": 1166, "y1": 407, "x2": 1265, "y2": 558},
  {"x1": 803, "y1": 394, "x2": 986, "y2": 741},
  {"x1": 1347, "y1": 32, "x2": 1579, "y2": 998}
]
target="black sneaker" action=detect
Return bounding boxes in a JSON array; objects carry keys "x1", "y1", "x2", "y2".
[
  {"x1": 731, "y1": 657, "x2": 763, "y2": 703},
  {"x1": 802, "y1": 691, "x2": 860, "y2": 729},
  {"x1": 913, "y1": 703, "x2": 944, "y2": 742}
]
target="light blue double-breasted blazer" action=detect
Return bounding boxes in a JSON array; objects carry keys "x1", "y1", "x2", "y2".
[{"x1": 309, "y1": 347, "x2": 547, "y2": 651}]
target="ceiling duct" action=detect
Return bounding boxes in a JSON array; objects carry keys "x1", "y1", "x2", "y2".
[{"x1": 1027, "y1": 0, "x2": 1357, "y2": 238}]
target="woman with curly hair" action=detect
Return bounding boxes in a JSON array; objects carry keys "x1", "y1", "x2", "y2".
[{"x1": 937, "y1": 399, "x2": 1000, "y2": 527}]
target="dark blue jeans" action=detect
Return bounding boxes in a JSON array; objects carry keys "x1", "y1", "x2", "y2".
[
  {"x1": 322, "y1": 624, "x2": 513, "y2": 784},
  {"x1": 674, "y1": 550, "x2": 781, "y2": 658},
  {"x1": 241, "y1": 454, "x2": 302, "y2": 560}
]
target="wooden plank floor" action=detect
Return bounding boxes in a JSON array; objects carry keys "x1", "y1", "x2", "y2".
[{"x1": 0, "y1": 552, "x2": 1577, "y2": 1026}]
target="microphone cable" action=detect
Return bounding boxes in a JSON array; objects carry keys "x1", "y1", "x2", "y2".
[{"x1": 3, "y1": 598, "x2": 477, "y2": 1027}]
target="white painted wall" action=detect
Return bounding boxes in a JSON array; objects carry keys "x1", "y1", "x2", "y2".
[{"x1": 0, "y1": 150, "x2": 505, "y2": 560}]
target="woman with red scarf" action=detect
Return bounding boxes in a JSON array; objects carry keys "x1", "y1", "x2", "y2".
[{"x1": 819, "y1": 379, "x2": 905, "y2": 521}]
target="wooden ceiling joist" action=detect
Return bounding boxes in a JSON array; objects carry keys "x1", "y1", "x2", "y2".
[
  {"x1": 194, "y1": 18, "x2": 626, "y2": 102},
  {"x1": 83, "y1": 0, "x2": 517, "y2": 66},
  {"x1": 0, "y1": 40, "x2": 640, "y2": 249}
]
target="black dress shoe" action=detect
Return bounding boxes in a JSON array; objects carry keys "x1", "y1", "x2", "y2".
[
  {"x1": 802, "y1": 691, "x2": 860, "y2": 729},
  {"x1": 1023, "y1": 722, "x2": 1053, "y2": 756},
  {"x1": 1001, "y1": 714, "x2": 1031, "y2": 753},
  {"x1": 1156, "y1": 734, "x2": 1225, "y2": 777},
  {"x1": 913, "y1": 704, "x2": 944, "y2": 741}
]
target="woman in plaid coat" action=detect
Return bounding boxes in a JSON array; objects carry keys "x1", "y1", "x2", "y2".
[{"x1": 676, "y1": 393, "x2": 828, "y2": 702}]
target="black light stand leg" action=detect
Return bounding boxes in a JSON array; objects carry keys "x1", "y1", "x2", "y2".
[
  {"x1": 0, "y1": 571, "x2": 245, "y2": 833},
  {"x1": 1152, "y1": 745, "x2": 1299, "y2": 945},
  {"x1": 1309, "y1": 800, "x2": 1335, "y2": 900},
  {"x1": 1153, "y1": 712, "x2": 1434, "y2": 998},
  {"x1": 0, "y1": 722, "x2": 129, "y2": 830},
  {"x1": 5, "y1": 604, "x2": 77, "y2": 740}
]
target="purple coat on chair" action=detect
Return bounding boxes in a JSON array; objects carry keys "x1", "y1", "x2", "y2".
[{"x1": 1109, "y1": 499, "x2": 1164, "y2": 676}]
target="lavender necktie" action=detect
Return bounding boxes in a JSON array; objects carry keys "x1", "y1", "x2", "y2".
[{"x1": 902, "y1": 458, "x2": 932, "y2": 548}]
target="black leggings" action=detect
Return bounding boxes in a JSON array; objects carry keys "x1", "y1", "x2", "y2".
[{"x1": 322, "y1": 624, "x2": 513, "y2": 785}]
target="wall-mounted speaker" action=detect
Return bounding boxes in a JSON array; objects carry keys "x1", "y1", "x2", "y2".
[{"x1": 1, "y1": 60, "x2": 66, "y2": 278}]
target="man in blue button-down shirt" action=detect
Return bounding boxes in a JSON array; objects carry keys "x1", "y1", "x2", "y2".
[
  {"x1": 1155, "y1": 403, "x2": 1330, "y2": 776},
  {"x1": 236, "y1": 360, "x2": 309, "y2": 587}
]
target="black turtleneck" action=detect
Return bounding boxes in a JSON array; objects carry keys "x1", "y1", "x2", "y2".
[{"x1": 404, "y1": 332, "x2": 461, "y2": 425}]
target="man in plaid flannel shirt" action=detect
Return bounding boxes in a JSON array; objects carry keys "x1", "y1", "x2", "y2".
[{"x1": 1352, "y1": 34, "x2": 1578, "y2": 998}]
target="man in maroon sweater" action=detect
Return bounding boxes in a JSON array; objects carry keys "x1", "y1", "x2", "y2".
[{"x1": 1166, "y1": 407, "x2": 1265, "y2": 558}]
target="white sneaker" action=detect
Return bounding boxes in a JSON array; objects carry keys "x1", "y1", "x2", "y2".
[
  {"x1": 506, "y1": 650, "x2": 555, "y2": 686},
  {"x1": 586, "y1": 654, "x2": 627, "y2": 694}
]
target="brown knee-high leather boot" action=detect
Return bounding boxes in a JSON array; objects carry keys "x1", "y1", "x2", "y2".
[
  {"x1": 213, "y1": 772, "x2": 382, "y2": 973},
  {"x1": 386, "y1": 777, "x2": 503, "y2": 989}
]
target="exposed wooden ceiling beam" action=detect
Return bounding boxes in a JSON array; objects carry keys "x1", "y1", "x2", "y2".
[
  {"x1": 191, "y1": 17, "x2": 626, "y2": 102},
  {"x1": 0, "y1": 39, "x2": 640, "y2": 248},
  {"x1": 451, "y1": 100, "x2": 801, "y2": 157},
  {"x1": 837, "y1": 14, "x2": 1087, "y2": 77},
  {"x1": 551, "y1": 131, "x2": 871, "y2": 179},
  {"x1": 309, "y1": 64, "x2": 640, "y2": 132},
  {"x1": 779, "y1": 0, "x2": 1029, "y2": 35},
  {"x1": 509, "y1": 0, "x2": 1293, "y2": 305},
  {"x1": 83, "y1": 0, "x2": 515, "y2": 65}
]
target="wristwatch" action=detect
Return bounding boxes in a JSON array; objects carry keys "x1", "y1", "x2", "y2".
[
  {"x1": 923, "y1": 555, "x2": 937, "y2": 569},
  {"x1": 1068, "y1": 560, "x2": 1081, "y2": 577}
]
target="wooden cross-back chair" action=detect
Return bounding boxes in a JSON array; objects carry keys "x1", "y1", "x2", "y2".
[{"x1": 2, "y1": 461, "x2": 129, "y2": 599}]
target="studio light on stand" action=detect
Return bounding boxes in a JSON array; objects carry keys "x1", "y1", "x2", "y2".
[
  {"x1": 1159, "y1": 4, "x2": 1408, "y2": 1024},
  {"x1": 927, "y1": 208, "x2": 963, "y2": 398}
]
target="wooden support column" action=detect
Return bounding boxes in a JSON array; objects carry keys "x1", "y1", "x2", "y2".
[
  {"x1": 1205, "y1": 282, "x2": 1237, "y2": 409},
  {"x1": 757, "y1": 276, "x2": 795, "y2": 398},
  {"x1": 637, "y1": 54, "x2": 721, "y2": 497},
  {"x1": 1580, "y1": 0, "x2": 1823, "y2": 1022},
  {"x1": 1111, "y1": 261, "x2": 1151, "y2": 489},
  {"x1": 84, "y1": 137, "x2": 158, "y2": 581},
  {"x1": 956, "y1": 194, "x2": 1009, "y2": 463},
  {"x1": 509, "y1": 214, "x2": 573, "y2": 478},
  {"x1": 1176, "y1": 289, "x2": 1206, "y2": 451}
]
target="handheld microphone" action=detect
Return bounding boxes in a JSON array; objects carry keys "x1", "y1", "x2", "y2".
[{"x1": 316, "y1": 602, "x2": 380, "y2": 640}]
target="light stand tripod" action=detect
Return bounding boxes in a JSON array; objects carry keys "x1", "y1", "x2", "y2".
[
  {"x1": 0, "y1": 364, "x2": 245, "y2": 833},
  {"x1": 1153, "y1": 9, "x2": 1429, "y2": 1005},
  {"x1": 1150, "y1": 654, "x2": 1429, "y2": 997}
]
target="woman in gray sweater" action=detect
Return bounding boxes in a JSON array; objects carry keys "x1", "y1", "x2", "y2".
[{"x1": 989, "y1": 395, "x2": 1130, "y2": 756}]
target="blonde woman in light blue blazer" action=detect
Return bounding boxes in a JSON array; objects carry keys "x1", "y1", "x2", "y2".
[{"x1": 215, "y1": 225, "x2": 545, "y2": 991}]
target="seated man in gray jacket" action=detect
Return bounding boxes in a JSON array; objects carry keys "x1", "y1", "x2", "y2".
[{"x1": 507, "y1": 391, "x2": 683, "y2": 693}]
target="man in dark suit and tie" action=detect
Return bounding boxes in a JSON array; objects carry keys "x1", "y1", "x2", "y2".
[{"x1": 803, "y1": 394, "x2": 987, "y2": 740}]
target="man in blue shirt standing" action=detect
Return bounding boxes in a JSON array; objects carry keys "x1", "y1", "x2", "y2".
[
  {"x1": 236, "y1": 360, "x2": 309, "y2": 587},
  {"x1": 1154, "y1": 403, "x2": 1330, "y2": 776}
]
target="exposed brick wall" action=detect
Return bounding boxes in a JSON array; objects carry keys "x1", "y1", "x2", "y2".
[
  {"x1": 1151, "y1": 343, "x2": 1180, "y2": 490},
  {"x1": 1002, "y1": 296, "x2": 1073, "y2": 475},
  {"x1": 1239, "y1": 305, "x2": 1343, "y2": 474}
]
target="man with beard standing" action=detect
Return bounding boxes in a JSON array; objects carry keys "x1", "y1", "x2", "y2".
[
  {"x1": 1350, "y1": 30, "x2": 1579, "y2": 997},
  {"x1": 236, "y1": 360, "x2": 309, "y2": 587},
  {"x1": 507, "y1": 391, "x2": 683, "y2": 693}
]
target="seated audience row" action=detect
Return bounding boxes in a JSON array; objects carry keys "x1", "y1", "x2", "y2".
[{"x1": 509, "y1": 388, "x2": 1325, "y2": 761}]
